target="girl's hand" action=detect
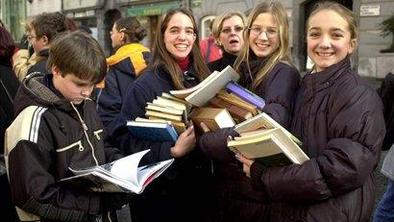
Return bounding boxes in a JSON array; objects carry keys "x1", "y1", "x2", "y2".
[
  {"x1": 235, "y1": 151, "x2": 255, "y2": 177},
  {"x1": 170, "y1": 125, "x2": 196, "y2": 158}
]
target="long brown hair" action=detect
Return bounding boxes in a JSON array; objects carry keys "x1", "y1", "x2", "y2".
[
  {"x1": 234, "y1": 1, "x2": 292, "y2": 90},
  {"x1": 152, "y1": 8, "x2": 210, "y2": 89}
]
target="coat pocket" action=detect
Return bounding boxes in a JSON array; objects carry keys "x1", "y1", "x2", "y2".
[
  {"x1": 56, "y1": 140, "x2": 84, "y2": 152},
  {"x1": 93, "y1": 129, "x2": 103, "y2": 141}
]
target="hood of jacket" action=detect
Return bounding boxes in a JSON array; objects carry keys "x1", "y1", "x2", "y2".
[
  {"x1": 14, "y1": 72, "x2": 76, "y2": 116},
  {"x1": 106, "y1": 43, "x2": 150, "y2": 77}
]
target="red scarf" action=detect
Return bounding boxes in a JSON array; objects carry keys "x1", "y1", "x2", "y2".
[{"x1": 177, "y1": 56, "x2": 190, "y2": 72}]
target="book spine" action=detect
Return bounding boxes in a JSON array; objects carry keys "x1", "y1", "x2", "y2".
[{"x1": 225, "y1": 82, "x2": 266, "y2": 109}]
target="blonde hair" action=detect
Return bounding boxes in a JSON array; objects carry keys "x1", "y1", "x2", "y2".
[
  {"x1": 307, "y1": 1, "x2": 358, "y2": 40},
  {"x1": 211, "y1": 10, "x2": 247, "y2": 45},
  {"x1": 234, "y1": 1, "x2": 292, "y2": 90}
]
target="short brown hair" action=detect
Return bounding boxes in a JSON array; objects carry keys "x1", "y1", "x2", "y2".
[
  {"x1": 31, "y1": 12, "x2": 67, "y2": 43},
  {"x1": 47, "y1": 31, "x2": 107, "y2": 84}
]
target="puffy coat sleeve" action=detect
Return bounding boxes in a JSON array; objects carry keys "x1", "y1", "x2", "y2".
[
  {"x1": 260, "y1": 64, "x2": 300, "y2": 128},
  {"x1": 108, "y1": 78, "x2": 174, "y2": 165},
  {"x1": 251, "y1": 84, "x2": 385, "y2": 203},
  {"x1": 7, "y1": 116, "x2": 100, "y2": 221}
]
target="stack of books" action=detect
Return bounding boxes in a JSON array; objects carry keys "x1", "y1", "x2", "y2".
[
  {"x1": 127, "y1": 92, "x2": 190, "y2": 142},
  {"x1": 228, "y1": 112, "x2": 308, "y2": 166}
]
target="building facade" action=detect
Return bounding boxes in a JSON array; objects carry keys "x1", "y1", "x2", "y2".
[{"x1": 7, "y1": 0, "x2": 393, "y2": 78}]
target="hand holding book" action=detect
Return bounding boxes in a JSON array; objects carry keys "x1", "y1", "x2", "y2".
[{"x1": 170, "y1": 124, "x2": 196, "y2": 158}]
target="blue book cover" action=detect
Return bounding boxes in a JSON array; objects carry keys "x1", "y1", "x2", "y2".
[
  {"x1": 127, "y1": 121, "x2": 178, "y2": 142},
  {"x1": 225, "y1": 81, "x2": 266, "y2": 110}
]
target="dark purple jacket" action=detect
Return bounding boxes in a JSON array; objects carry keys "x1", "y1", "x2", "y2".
[
  {"x1": 199, "y1": 61, "x2": 300, "y2": 222},
  {"x1": 250, "y1": 57, "x2": 385, "y2": 222}
]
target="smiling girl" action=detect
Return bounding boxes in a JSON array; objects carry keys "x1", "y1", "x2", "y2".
[
  {"x1": 198, "y1": 1, "x2": 300, "y2": 221},
  {"x1": 108, "y1": 8, "x2": 213, "y2": 222},
  {"x1": 237, "y1": 2, "x2": 386, "y2": 221}
]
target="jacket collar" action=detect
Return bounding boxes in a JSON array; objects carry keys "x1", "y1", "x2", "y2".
[{"x1": 303, "y1": 56, "x2": 351, "y2": 93}]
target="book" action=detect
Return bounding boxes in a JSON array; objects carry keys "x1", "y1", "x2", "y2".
[
  {"x1": 127, "y1": 120, "x2": 178, "y2": 142},
  {"x1": 169, "y1": 71, "x2": 219, "y2": 98},
  {"x1": 170, "y1": 66, "x2": 240, "y2": 107},
  {"x1": 225, "y1": 81, "x2": 266, "y2": 110},
  {"x1": 216, "y1": 90, "x2": 259, "y2": 115},
  {"x1": 60, "y1": 149, "x2": 174, "y2": 193},
  {"x1": 135, "y1": 117, "x2": 187, "y2": 134},
  {"x1": 209, "y1": 96, "x2": 253, "y2": 122},
  {"x1": 234, "y1": 112, "x2": 302, "y2": 146},
  {"x1": 190, "y1": 107, "x2": 235, "y2": 131},
  {"x1": 145, "y1": 110, "x2": 183, "y2": 122},
  {"x1": 228, "y1": 128, "x2": 309, "y2": 166},
  {"x1": 146, "y1": 103, "x2": 184, "y2": 116}
]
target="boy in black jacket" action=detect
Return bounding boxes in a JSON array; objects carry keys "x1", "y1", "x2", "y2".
[{"x1": 5, "y1": 31, "x2": 127, "y2": 222}]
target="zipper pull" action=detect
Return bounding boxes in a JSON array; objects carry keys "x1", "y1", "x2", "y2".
[{"x1": 82, "y1": 123, "x2": 88, "y2": 131}]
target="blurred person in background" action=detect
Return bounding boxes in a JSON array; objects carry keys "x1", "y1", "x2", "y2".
[
  {"x1": 208, "y1": 10, "x2": 246, "y2": 71},
  {"x1": 27, "y1": 12, "x2": 68, "y2": 74},
  {"x1": 0, "y1": 25, "x2": 20, "y2": 222},
  {"x1": 12, "y1": 17, "x2": 40, "y2": 81},
  {"x1": 200, "y1": 19, "x2": 222, "y2": 63},
  {"x1": 95, "y1": 16, "x2": 151, "y2": 136}
]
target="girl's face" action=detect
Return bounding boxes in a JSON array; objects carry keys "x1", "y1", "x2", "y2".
[
  {"x1": 218, "y1": 15, "x2": 244, "y2": 55},
  {"x1": 164, "y1": 12, "x2": 196, "y2": 61},
  {"x1": 110, "y1": 23, "x2": 124, "y2": 49},
  {"x1": 249, "y1": 13, "x2": 279, "y2": 58},
  {"x1": 307, "y1": 10, "x2": 356, "y2": 72}
]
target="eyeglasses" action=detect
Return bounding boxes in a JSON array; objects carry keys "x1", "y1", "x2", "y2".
[
  {"x1": 221, "y1": 26, "x2": 244, "y2": 34},
  {"x1": 249, "y1": 26, "x2": 278, "y2": 38},
  {"x1": 27, "y1": 35, "x2": 37, "y2": 41}
]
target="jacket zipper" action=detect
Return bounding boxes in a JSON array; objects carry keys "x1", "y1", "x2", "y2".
[{"x1": 71, "y1": 103, "x2": 99, "y2": 166}]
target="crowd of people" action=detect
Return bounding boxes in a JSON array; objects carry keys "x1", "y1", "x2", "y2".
[{"x1": 0, "y1": 1, "x2": 393, "y2": 222}]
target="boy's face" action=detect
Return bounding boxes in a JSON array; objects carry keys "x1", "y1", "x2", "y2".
[{"x1": 52, "y1": 67, "x2": 95, "y2": 104}]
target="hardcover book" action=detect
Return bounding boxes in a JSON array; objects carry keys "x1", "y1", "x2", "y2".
[
  {"x1": 170, "y1": 66, "x2": 240, "y2": 107},
  {"x1": 190, "y1": 107, "x2": 236, "y2": 131},
  {"x1": 60, "y1": 149, "x2": 174, "y2": 193},
  {"x1": 228, "y1": 128, "x2": 309, "y2": 166},
  {"x1": 234, "y1": 112, "x2": 302, "y2": 146},
  {"x1": 127, "y1": 120, "x2": 178, "y2": 142},
  {"x1": 225, "y1": 81, "x2": 266, "y2": 110}
]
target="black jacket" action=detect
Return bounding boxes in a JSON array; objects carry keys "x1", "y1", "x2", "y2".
[
  {"x1": 207, "y1": 50, "x2": 237, "y2": 72},
  {"x1": 0, "y1": 64, "x2": 19, "y2": 154},
  {"x1": 109, "y1": 65, "x2": 214, "y2": 222},
  {"x1": 377, "y1": 72, "x2": 394, "y2": 150},
  {"x1": 6, "y1": 73, "x2": 122, "y2": 222},
  {"x1": 27, "y1": 48, "x2": 49, "y2": 75},
  {"x1": 250, "y1": 57, "x2": 385, "y2": 222}
]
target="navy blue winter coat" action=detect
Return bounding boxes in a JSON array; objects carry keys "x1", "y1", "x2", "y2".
[{"x1": 108, "y1": 64, "x2": 214, "y2": 222}]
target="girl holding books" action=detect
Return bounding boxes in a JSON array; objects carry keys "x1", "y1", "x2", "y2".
[
  {"x1": 109, "y1": 8, "x2": 214, "y2": 222},
  {"x1": 237, "y1": 2, "x2": 385, "y2": 221},
  {"x1": 199, "y1": 1, "x2": 300, "y2": 221},
  {"x1": 207, "y1": 10, "x2": 246, "y2": 71}
]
